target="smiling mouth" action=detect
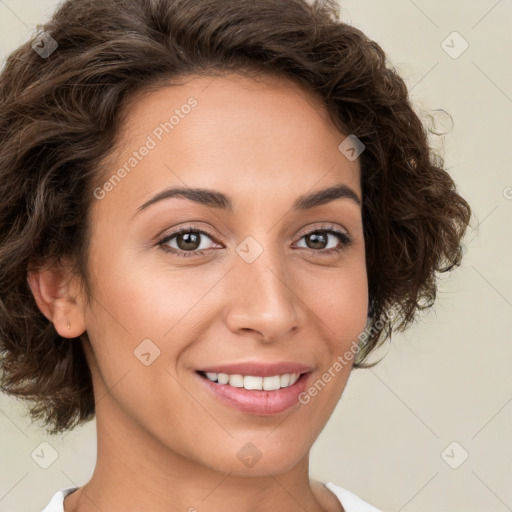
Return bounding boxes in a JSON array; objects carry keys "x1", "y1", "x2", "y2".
[
  {"x1": 196, "y1": 370, "x2": 307, "y2": 391},
  {"x1": 195, "y1": 369, "x2": 312, "y2": 415}
]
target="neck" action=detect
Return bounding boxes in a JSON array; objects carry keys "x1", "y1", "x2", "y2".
[{"x1": 63, "y1": 392, "x2": 334, "y2": 512}]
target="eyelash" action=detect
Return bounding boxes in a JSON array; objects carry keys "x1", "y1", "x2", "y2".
[{"x1": 156, "y1": 223, "x2": 353, "y2": 259}]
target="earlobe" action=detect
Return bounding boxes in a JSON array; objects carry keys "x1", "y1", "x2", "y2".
[{"x1": 26, "y1": 262, "x2": 86, "y2": 338}]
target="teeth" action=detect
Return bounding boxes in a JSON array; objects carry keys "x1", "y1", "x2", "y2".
[
  {"x1": 202, "y1": 371, "x2": 301, "y2": 390},
  {"x1": 229, "y1": 374, "x2": 244, "y2": 387},
  {"x1": 244, "y1": 375, "x2": 263, "y2": 390},
  {"x1": 217, "y1": 372, "x2": 229, "y2": 384},
  {"x1": 263, "y1": 375, "x2": 280, "y2": 391},
  {"x1": 280, "y1": 373, "x2": 290, "y2": 387}
]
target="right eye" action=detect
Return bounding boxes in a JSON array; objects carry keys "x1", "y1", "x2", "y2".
[{"x1": 157, "y1": 226, "x2": 222, "y2": 258}]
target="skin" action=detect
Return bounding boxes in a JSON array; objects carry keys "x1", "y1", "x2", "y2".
[{"x1": 28, "y1": 72, "x2": 368, "y2": 512}]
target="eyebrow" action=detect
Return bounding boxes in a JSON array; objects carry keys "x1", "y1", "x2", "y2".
[{"x1": 135, "y1": 183, "x2": 361, "y2": 216}]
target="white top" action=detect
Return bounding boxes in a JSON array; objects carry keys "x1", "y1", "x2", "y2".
[{"x1": 41, "y1": 482, "x2": 382, "y2": 512}]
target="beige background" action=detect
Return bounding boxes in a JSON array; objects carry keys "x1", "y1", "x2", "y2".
[{"x1": 1, "y1": 1, "x2": 511, "y2": 511}]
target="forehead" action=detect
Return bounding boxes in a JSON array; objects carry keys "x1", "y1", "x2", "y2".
[
  {"x1": 92, "y1": 72, "x2": 360, "y2": 221},
  {"x1": 115, "y1": 71, "x2": 341, "y2": 154}
]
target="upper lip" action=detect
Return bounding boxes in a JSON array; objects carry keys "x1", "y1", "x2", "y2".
[{"x1": 196, "y1": 361, "x2": 313, "y2": 377}]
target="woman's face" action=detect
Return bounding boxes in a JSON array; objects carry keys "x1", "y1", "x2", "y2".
[{"x1": 78, "y1": 72, "x2": 368, "y2": 476}]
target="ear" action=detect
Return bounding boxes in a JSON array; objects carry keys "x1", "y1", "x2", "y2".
[{"x1": 27, "y1": 259, "x2": 87, "y2": 339}]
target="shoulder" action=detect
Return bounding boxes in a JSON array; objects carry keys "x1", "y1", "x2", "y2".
[
  {"x1": 41, "y1": 487, "x2": 78, "y2": 512},
  {"x1": 324, "y1": 481, "x2": 383, "y2": 512}
]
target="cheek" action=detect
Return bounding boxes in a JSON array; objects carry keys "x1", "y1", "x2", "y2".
[
  {"x1": 82, "y1": 248, "x2": 228, "y2": 408},
  {"x1": 87, "y1": 240, "x2": 210, "y2": 337},
  {"x1": 306, "y1": 254, "x2": 369, "y2": 345}
]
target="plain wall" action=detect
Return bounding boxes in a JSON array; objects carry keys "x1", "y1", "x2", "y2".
[{"x1": 0, "y1": 1, "x2": 511, "y2": 511}]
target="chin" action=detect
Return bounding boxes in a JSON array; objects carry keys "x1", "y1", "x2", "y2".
[{"x1": 197, "y1": 436, "x2": 310, "y2": 477}]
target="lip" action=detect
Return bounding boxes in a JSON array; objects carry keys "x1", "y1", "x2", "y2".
[
  {"x1": 196, "y1": 367, "x2": 312, "y2": 416},
  {"x1": 196, "y1": 361, "x2": 313, "y2": 377}
]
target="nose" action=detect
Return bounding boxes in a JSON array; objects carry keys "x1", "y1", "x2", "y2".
[{"x1": 223, "y1": 244, "x2": 300, "y2": 343}]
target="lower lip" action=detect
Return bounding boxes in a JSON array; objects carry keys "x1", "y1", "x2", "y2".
[{"x1": 196, "y1": 372, "x2": 310, "y2": 415}]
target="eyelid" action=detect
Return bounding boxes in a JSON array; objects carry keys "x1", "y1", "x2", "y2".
[
  {"x1": 296, "y1": 222, "x2": 350, "y2": 239},
  {"x1": 156, "y1": 223, "x2": 221, "y2": 248},
  {"x1": 155, "y1": 222, "x2": 221, "y2": 243}
]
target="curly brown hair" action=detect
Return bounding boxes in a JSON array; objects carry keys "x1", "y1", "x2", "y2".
[{"x1": 0, "y1": 0, "x2": 472, "y2": 435}]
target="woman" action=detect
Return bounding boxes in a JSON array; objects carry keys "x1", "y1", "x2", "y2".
[{"x1": 0, "y1": 0, "x2": 472, "y2": 511}]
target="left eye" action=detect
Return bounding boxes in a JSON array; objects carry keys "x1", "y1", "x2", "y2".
[
  {"x1": 157, "y1": 225, "x2": 352, "y2": 258},
  {"x1": 295, "y1": 229, "x2": 350, "y2": 251}
]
